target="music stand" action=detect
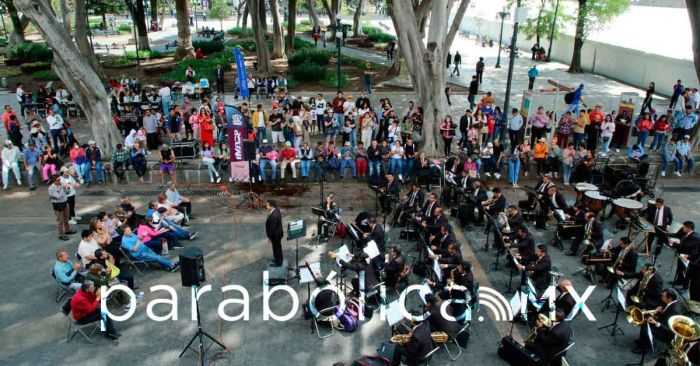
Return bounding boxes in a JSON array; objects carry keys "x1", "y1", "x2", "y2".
[
  {"x1": 652, "y1": 226, "x2": 670, "y2": 266},
  {"x1": 179, "y1": 286, "x2": 228, "y2": 365},
  {"x1": 287, "y1": 220, "x2": 307, "y2": 282},
  {"x1": 598, "y1": 285, "x2": 625, "y2": 337},
  {"x1": 600, "y1": 276, "x2": 619, "y2": 313}
]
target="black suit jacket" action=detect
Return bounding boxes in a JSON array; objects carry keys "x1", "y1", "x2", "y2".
[
  {"x1": 488, "y1": 195, "x2": 507, "y2": 215},
  {"x1": 672, "y1": 230, "x2": 700, "y2": 256},
  {"x1": 215, "y1": 67, "x2": 225, "y2": 80},
  {"x1": 653, "y1": 300, "x2": 686, "y2": 343},
  {"x1": 628, "y1": 270, "x2": 664, "y2": 309},
  {"x1": 428, "y1": 214, "x2": 448, "y2": 235},
  {"x1": 517, "y1": 234, "x2": 536, "y2": 265},
  {"x1": 610, "y1": 246, "x2": 638, "y2": 276},
  {"x1": 403, "y1": 322, "x2": 433, "y2": 361},
  {"x1": 555, "y1": 292, "x2": 577, "y2": 318},
  {"x1": 433, "y1": 232, "x2": 456, "y2": 255},
  {"x1": 428, "y1": 307, "x2": 460, "y2": 339},
  {"x1": 528, "y1": 321, "x2": 572, "y2": 361},
  {"x1": 508, "y1": 211, "x2": 523, "y2": 229},
  {"x1": 645, "y1": 205, "x2": 673, "y2": 228},
  {"x1": 545, "y1": 192, "x2": 568, "y2": 212},
  {"x1": 405, "y1": 189, "x2": 425, "y2": 209},
  {"x1": 383, "y1": 180, "x2": 400, "y2": 198},
  {"x1": 369, "y1": 224, "x2": 386, "y2": 253},
  {"x1": 530, "y1": 254, "x2": 552, "y2": 292},
  {"x1": 265, "y1": 209, "x2": 283, "y2": 241},
  {"x1": 421, "y1": 201, "x2": 437, "y2": 220},
  {"x1": 339, "y1": 258, "x2": 379, "y2": 289},
  {"x1": 385, "y1": 255, "x2": 405, "y2": 288},
  {"x1": 471, "y1": 188, "x2": 488, "y2": 205}
]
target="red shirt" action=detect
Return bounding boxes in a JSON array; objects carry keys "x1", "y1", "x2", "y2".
[
  {"x1": 281, "y1": 147, "x2": 296, "y2": 160},
  {"x1": 638, "y1": 119, "x2": 653, "y2": 131},
  {"x1": 332, "y1": 97, "x2": 345, "y2": 114},
  {"x1": 589, "y1": 110, "x2": 604, "y2": 125},
  {"x1": 654, "y1": 119, "x2": 670, "y2": 132},
  {"x1": 70, "y1": 289, "x2": 99, "y2": 321},
  {"x1": 2, "y1": 111, "x2": 18, "y2": 132}
]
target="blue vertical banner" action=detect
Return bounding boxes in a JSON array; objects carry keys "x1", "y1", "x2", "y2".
[{"x1": 234, "y1": 48, "x2": 249, "y2": 99}]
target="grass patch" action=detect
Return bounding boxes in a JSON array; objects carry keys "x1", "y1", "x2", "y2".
[
  {"x1": 32, "y1": 70, "x2": 59, "y2": 80},
  {"x1": 226, "y1": 40, "x2": 257, "y2": 52},
  {"x1": 118, "y1": 24, "x2": 132, "y2": 34},
  {"x1": 226, "y1": 27, "x2": 254, "y2": 37},
  {"x1": 320, "y1": 71, "x2": 347, "y2": 89},
  {"x1": 361, "y1": 25, "x2": 396, "y2": 42},
  {"x1": 0, "y1": 68, "x2": 22, "y2": 78},
  {"x1": 123, "y1": 50, "x2": 173, "y2": 60},
  {"x1": 293, "y1": 37, "x2": 315, "y2": 49}
]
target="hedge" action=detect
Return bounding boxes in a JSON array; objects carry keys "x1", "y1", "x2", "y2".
[
  {"x1": 291, "y1": 61, "x2": 326, "y2": 82},
  {"x1": 293, "y1": 37, "x2": 315, "y2": 50},
  {"x1": 367, "y1": 32, "x2": 396, "y2": 42},
  {"x1": 159, "y1": 50, "x2": 236, "y2": 82},
  {"x1": 118, "y1": 24, "x2": 132, "y2": 33},
  {"x1": 192, "y1": 40, "x2": 225, "y2": 54},
  {"x1": 9, "y1": 42, "x2": 53, "y2": 64},
  {"x1": 288, "y1": 48, "x2": 333, "y2": 67},
  {"x1": 32, "y1": 70, "x2": 59, "y2": 80},
  {"x1": 20, "y1": 61, "x2": 52, "y2": 73},
  {"x1": 226, "y1": 40, "x2": 256, "y2": 52},
  {"x1": 226, "y1": 27, "x2": 254, "y2": 37}
]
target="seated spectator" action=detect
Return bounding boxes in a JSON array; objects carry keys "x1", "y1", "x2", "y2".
[
  {"x1": 137, "y1": 216, "x2": 180, "y2": 254},
  {"x1": 166, "y1": 181, "x2": 193, "y2": 222},
  {"x1": 54, "y1": 249, "x2": 85, "y2": 290},
  {"x1": 676, "y1": 134, "x2": 696, "y2": 176},
  {"x1": 157, "y1": 193, "x2": 185, "y2": 224},
  {"x1": 258, "y1": 139, "x2": 278, "y2": 183},
  {"x1": 97, "y1": 211, "x2": 122, "y2": 243},
  {"x1": 89, "y1": 217, "x2": 123, "y2": 264},
  {"x1": 340, "y1": 141, "x2": 357, "y2": 179},
  {"x1": 85, "y1": 262, "x2": 131, "y2": 306},
  {"x1": 77, "y1": 230, "x2": 102, "y2": 267},
  {"x1": 279, "y1": 141, "x2": 298, "y2": 180},
  {"x1": 89, "y1": 249, "x2": 136, "y2": 290},
  {"x1": 120, "y1": 226, "x2": 180, "y2": 271},
  {"x1": 70, "y1": 280, "x2": 121, "y2": 340},
  {"x1": 628, "y1": 144, "x2": 647, "y2": 162},
  {"x1": 147, "y1": 201, "x2": 198, "y2": 241}
]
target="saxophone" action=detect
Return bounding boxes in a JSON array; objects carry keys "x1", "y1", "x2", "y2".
[
  {"x1": 391, "y1": 332, "x2": 450, "y2": 344},
  {"x1": 524, "y1": 314, "x2": 552, "y2": 344},
  {"x1": 446, "y1": 268, "x2": 458, "y2": 286},
  {"x1": 607, "y1": 244, "x2": 633, "y2": 274},
  {"x1": 499, "y1": 212, "x2": 511, "y2": 234},
  {"x1": 631, "y1": 268, "x2": 654, "y2": 304}
]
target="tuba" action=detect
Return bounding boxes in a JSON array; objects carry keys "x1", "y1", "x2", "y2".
[
  {"x1": 666, "y1": 315, "x2": 700, "y2": 366},
  {"x1": 626, "y1": 306, "x2": 658, "y2": 326},
  {"x1": 524, "y1": 314, "x2": 552, "y2": 344},
  {"x1": 391, "y1": 332, "x2": 450, "y2": 344}
]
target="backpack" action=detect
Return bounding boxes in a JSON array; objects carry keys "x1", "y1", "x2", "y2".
[
  {"x1": 333, "y1": 302, "x2": 359, "y2": 332},
  {"x1": 564, "y1": 92, "x2": 575, "y2": 104}
]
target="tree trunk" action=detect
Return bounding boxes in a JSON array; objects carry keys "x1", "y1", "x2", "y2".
[
  {"x1": 569, "y1": 0, "x2": 587, "y2": 73},
  {"x1": 174, "y1": 0, "x2": 195, "y2": 60},
  {"x1": 126, "y1": 0, "x2": 152, "y2": 51},
  {"x1": 249, "y1": 0, "x2": 271, "y2": 73},
  {"x1": 6, "y1": 0, "x2": 26, "y2": 44},
  {"x1": 534, "y1": 0, "x2": 545, "y2": 46},
  {"x1": 15, "y1": 0, "x2": 122, "y2": 155},
  {"x1": 353, "y1": 0, "x2": 364, "y2": 36},
  {"x1": 235, "y1": 0, "x2": 244, "y2": 27},
  {"x1": 286, "y1": 0, "x2": 297, "y2": 53},
  {"x1": 242, "y1": 1, "x2": 249, "y2": 32},
  {"x1": 150, "y1": 0, "x2": 158, "y2": 22},
  {"x1": 75, "y1": 0, "x2": 106, "y2": 78},
  {"x1": 306, "y1": 0, "x2": 319, "y2": 27},
  {"x1": 321, "y1": 0, "x2": 339, "y2": 27},
  {"x1": 269, "y1": 0, "x2": 286, "y2": 59},
  {"x1": 59, "y1": 0, "x2": 71, "y2": 35}
]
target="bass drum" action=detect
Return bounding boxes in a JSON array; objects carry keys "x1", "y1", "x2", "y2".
[{"x1": 614, "y1": 179, "x2": 641, "y2": 199}]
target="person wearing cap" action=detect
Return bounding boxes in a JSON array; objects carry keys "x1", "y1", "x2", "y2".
[
  {"x1": 84, "y1": 140, "x2": 104, "y2": 185},
  {"x1": 675, "y1": 135, "x2": 695, "y2": 176},
  {"x1": 258, "y1": 139, "x2": 277, "y2": 183},
  {"x1": 482, "y1": 142, "x2": 495, "y2": 178},
  {"x1": 22, "y1": 142, "x2": 41, "y2": 191},
  {"x1": 60, "y1": 165, "x2": 80, "y2": 223},
  {"x1": 158, "y1": 144, "x2": 177, "y2": 185},
  {"x1": 661, "y1": 137, "x2": 680, "y2": 177},
  {"x1": 48, "y1": 174, "x2": 76, "y2": 240},
  {"x1": 338, "y1": 141, "x2": 357, "y2": 179},
  {"x1": 279, "y1": 141, "x2": 298, "y2": 180},
  {"x1": 2, "y1": 140, "x2": 22, "y2": 190},
  {"x1": 533, "y1": 137, "x2": 548, "y2": 177}
]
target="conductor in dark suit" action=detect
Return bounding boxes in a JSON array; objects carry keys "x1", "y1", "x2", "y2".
[
  {"x1": 633, "y1": 289, "x2": 685, "y2": 354},
  {"x1": 393, "y1": 321, "x2": 433, "y2": 366},
  {"x1": 265, "y1": 199, "x2": 284, "y2": 266},
  {"x1": 646, "y1": 198, "x2": 673, "y2": 255}
]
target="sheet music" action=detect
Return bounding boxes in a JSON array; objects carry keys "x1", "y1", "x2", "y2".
[
  {"x1": 385, "y1": 300, "x2": 406, "y2": 326},
  {"x1": 299, "y1": 262, "x2": 322, "y2": 284},
  {"x1": 335, "y1": 245, "x2": 352, "y2": 266},
  {"x1": 616, "y1": 286, "x2": 626, "y2": 310},
  {"x1": 363, "y1": 240, "x2": 381, "y2": 259},
  {"x1": 647, "y1": 323, "x2": 655, "y2": 352},
  {"x1": 555, "y1": 209, "x2": 565, "y2": 221},
  {"x1": 433, "y1": 258, "x2": 442, "y2": 282},
  {"x1": 601, "y1": 239, "x2": 612, "y2": 251},
  {"x1": 509, "y1": 293, "x2": 522, "y2": 318},
  {"x1": 419, "y1": 283, "x2": 433, "y2": 304}
]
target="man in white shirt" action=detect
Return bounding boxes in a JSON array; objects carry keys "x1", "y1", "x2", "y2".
[
  {"x1": 315, "y1": 94, "x2": 327, "y2": 133},
  {"x1": 16, "y1": 83, "x2": 25, "y2": 116},
  {"x1": 46, "y1": 109, "x2": 64, "y2": 151},
  {"x1": 158, "y1": 84, "x2": 172, "y2": 115},
  {"x1": 77, "y1": 230, "x2": 101, "y2": 266},
  {"x1": 2, "y1": 140, "x2": 22, "y2": 190}
]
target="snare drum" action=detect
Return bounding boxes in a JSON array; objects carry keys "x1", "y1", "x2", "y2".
[
  {"x1": 584, "y1": 191, "x2": 609, "y2": 213},
  {"x1": 613, "y1": 198, "x2": 644, "y2": 220}
]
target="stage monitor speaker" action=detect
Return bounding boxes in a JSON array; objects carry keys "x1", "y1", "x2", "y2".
[
  {"x1": 180, "y1": 246, "x2": 205, "y2": 287},
  {"x1": 243, "y1": 140, "x2": 256, "y2": 161}
]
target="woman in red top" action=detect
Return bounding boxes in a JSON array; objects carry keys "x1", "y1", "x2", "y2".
[
  {"x1": 70, "y1": 281, "x2": 120, "y2": 339},
  {"x1": 439, "y1": 116, "x2": 456, "y2": 157},
  {"x1": 650, "y1": 114, "x2": 671, "y2": 151},
  {"x1": 636, "y1": 112, "x2": 653, "y2": 148},
  {"x1": 199, "y1": 110, "x2": 215, "y2": 147}
]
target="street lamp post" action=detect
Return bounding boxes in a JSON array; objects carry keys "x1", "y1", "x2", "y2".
[
  {"x1": 546, "y1": 0, "x2": 561, "y2": 62},
  {"x1": 133, "y1": 22, "x2": 140, "y2": 66},
  {"x1": 495, "y1": 10, "x2": 509, "y2": 69},
  {"x1": 502, "y1": 0, "x2": 523, "y2": 126}
]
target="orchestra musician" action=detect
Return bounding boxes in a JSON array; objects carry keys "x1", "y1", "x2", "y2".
[
  {"x1": 461, "y1": 180, "x2": 488, "y2": 230},
  {"x1": 379, "y1": 173, "x2": 400, "y2": 213},
  {"x1": 559, "y1": 204, "x2": 586, "y2": 242},
  {"x1": 505, "y1": 226, "x2": 536, "y2": 266},
  {"x1": 583, "y1": 237, "x2": 638, "y2": 282},
  {"x1": 421, "y1": 193, "x2": 439, "y2": 223},
  {"x1": 319, "y1": 194, "x2": 339, "y2": 238},
  {"x1": 524, "y1": 309, "x2": 573, "y2": 364},
  {"x1": 646, "y1": 198, "x2": 673, "y2": 255},
  {"x1": 384, "y1": 245, "x2": 406, "y2": 289},
  {"x1": 668, "y1": 221, "x2": 700, "y2": 292},
  {"x1": 519, "y1": 174, "x2": 554, "y2": 214},
  {"x1": 555, "y1": 279, "x2": 577, "y2": 319},
  {"x1": 428, "y1": 243, "x2": 463, "y2": 280},
  {"x1": 424, "y1": 294, "x2": 460, "y2": 340},
  {"x1": 363, "y1": 217, "x2": 386, "y2": 270},
  {"x1": 632, "y1": 289, "x2": 685, "y2": 354},
  {"x1": 516, "y1": 244, "x2": 552, "y2": 294},
  {"x1": 566, "y1": 211, "x2": 604, "y2": 256},
  {"x1": 544, "y1": 186, "x2": 568, "y2": 220},
  {"x1": 328, "y1": 251, "x2": 379, "y2": 296},
  {"x1": 422, "y1": 207, "x2": 447, "y2": 236},
  {"x1": 506, "y1": 205, "x2": 524, "y2": 232},
  {"x1": 627, "y1": 263, "x2": 664, "y2": 310},
  {"x1": 391, "y1": 321, "x2": 433, "y2": 366},
  {"x1": 429, "y1": 225, "x2": 456, "y2": 256},
  {"x1": 427, "y1": 261, "x2": 476, "y2": 310},
  {"x1": 396, "y1": 183, "x2": 425, "y2": 226},
  {"x1": 483, "y1": 187, "x2": 507, "y2": 235}
]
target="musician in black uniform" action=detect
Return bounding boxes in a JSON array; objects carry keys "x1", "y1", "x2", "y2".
[
  {"x1": 396, "y1": 183, "x2": 425, "y2": 225},
  {"x1": 423, "y1": 207, "x2": 447, "y2": 236},
  {"x1": 566, "y1": 211, "x2": 604, "y2": 256},
  {"x1": 319, "y1": 194, "x2": 339, "y2": 238},
  {"x1": 392, "y1": 321, "x2": 433, "y2": 366},
  {"x1": 606, "y1": 237, "x2": 639, "y2": 283},
  {"x1": 385, "y1": 245, "x2": 406, "y2": 289},
  {"x1": 519, "y1": 174, "x2": 554, "y2": 214},
  {"x1": 424, "y1": 294, "x2": 460, "y2": 340},
  {"x1": 544, "y1": 186, "x2": 568, "y2": 219},
  {"x1": 633, "y1": 289, "x2": 685, "y2": 354},
  {"x1": 506, "y1": 225, "x2": 536, "y2": 265},
  {"x1": 517, "y1": 245, "x2": 552, "y2": 295},
  {"x1": 484, "y1": 187, "x2": 507, "y2": 235},
  {"x1": 525, "y1": 309, "x2": 572, "y2": 363},
  {"x1": 430, "y1": 243, "x2": 463, "y2": 280},
  {"x1": 429, "y1": 225, "x2": 455, "y2": 256},
  {"x1": 462, "y1": 180, "x2": 488, "y2": 230},
  {"x1": 428, "y1": 261, "x2": 475, "y2": 309},
  {"x1": 420, "y1": 193, "x2": 438, "y2": 223},
  {"x1": 558, "y1": 204, "x2": 586, "y2": 243},
  {"x1": 686, "y1": 244, "x2": 700, "y2": 302},
  {"x1": 330, "y1": 251, "x2": 379, "y2": 296},
  {"x1": 626, "y1": 263, "x2": 664, "y2": 310},
  {"x1": 668, "y1": 221, "x2": 700, "y2": 291},
  {"x1": 646, "y1": 198, "x2": 673, "y2": 255},
  {"x1": 379, "y1": 173, "x2": 400, "y2": 214},
  {"x1": 555, "y1": 279, "x2": 578, "y2": 319},
  {"x1": 506, "y1": 205, "x2": 523, "y2": 231}
]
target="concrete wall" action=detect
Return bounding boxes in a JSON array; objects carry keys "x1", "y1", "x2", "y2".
[{"x1": 459, "y1": 16, "x2": 700, "y2": 96}]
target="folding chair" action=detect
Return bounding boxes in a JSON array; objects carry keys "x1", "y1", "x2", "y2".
[
  {"x1": 415, "y1": 346, "x2": 440, "y2": 366},
  {"x1": 312, "y1": 306, "x2": 337, "y2": 339},
  {"x1": 51, "y1": 268, "x2": 74, "y2": 303},
  {"x1": 60, "y1": 298, "x2": 101, "y2": 343},
  {"x1": 119, "y1": 247, "x2": 148, "y2": 275},
  {"x1": 550, "y1": 340, "x2": 575, "y2": 366},
  {"x1": 442, "y1": 322, "x2": 470, "y2": 360}
]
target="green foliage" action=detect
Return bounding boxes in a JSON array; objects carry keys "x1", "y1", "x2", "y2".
[
  {"x1": 32, "y1": 70, "x2": 59, "y2": 80},
  {"x1": 9, "y1": 42, "x2": 53, "y2": 64},
  {"x1": 118, "y1": 24, "x2": 132, "y2": 33},
  {"x1": 192, "y1": 40, "x2": 225, "y2": 54},
  {"x1": 366, "y1": 32, "x2": 396, "y2": 42},
  {"x1": 296, "y1": 20, "x2": 313, "y2": 33},
  {"x1": 101, "y1": 57, "x2": 138, "y2": 69},
  {"x1": 0, "y1": 38, "x2": 7, "y2": 47},
  {"x1": 209, "y1": 0, "x2": 229, "y2": 22},
  {"x1": 320, "y1": 71, "x2": 347, "y2": 88},
  {"x1": 226, "y1": 27, "x2": 254, "y2": 37},
  {"x1": 288, "y1": 48, "x2": 333, "y2": 66},
  {"x1": 226, "y1": 40, "x2": 257, "y2": 51},
  {"x1": 0, "y1": 69, "x2": 22, "y2": 78},
  {"x1": 291, "y1": 61, "x2": 326, "y2": 82},
  {"x1": 123, "y1": 50, "x2": 172, "y2": 60},
  {"x1": 521, "y1": 0, "x2": 573, "y2": 42},
  {"x1": 361, "y1": 26, "x2": 383, "y2": 35},
  {"x1": 293, "y1": 37, "x2": 316, "y2": 50},
  {"x1": 373, "y1": 42, "x2": 388, "y2": 51},
  {"x1": 159, "y1": 51, "x2": 236, "y2": 83},
  {"x1": 19, "y1": 61, "x2": 51, "y2": 73},
  {"x1": 577, "y1": 0, "x2": 630, "y2": 39}
]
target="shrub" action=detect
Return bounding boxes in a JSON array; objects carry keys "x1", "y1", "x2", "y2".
[
  {"x1": 293, "y1": 37, "x2": 315, "y2": 50},
  {"x1": 361, "y1": 26, "x2": 383, "y2": 35},
  {"x1": 0, "y1": 69, "x2": 22, "y2": 78},
  {"x1": 226, "y1": 40, "x2": 256, "y2": 52},
  {"x1": 291, "y1": 61, "x2": 326, "y2": 82},
  {"x1": 9, "y1": 42, "x2": 53, "y2": 64},
  {"x1": 192, "y1": 40, "x2": 225, "y2": 54},
  {"x1": 159, "y1": 51, "x2": 235, "y2": 82},
  {"x1": 367, "y1": 32, "x2": 396, "y2": 42},
  {"x1": 123, "y1": 50, "x2": 170, "y2": 60},
  {"x1": 0, "y1": 38, "x2": 7, "y2": 47},
  {"x1": 226, "y1": 27, "x2": 254, "y2": 37},
  {"x1": 297, "y1": 20, "x2": 313, "y2": 33},
  {"x1": 288, "y1": 48, "x2": 332, "y2": 67},
  {"x1": 118, "y1": 24, "x2": 132, "y2": 33},
  {"x1": 320, "y1": 71, "x2": 347, "y2": 88},
  {"x1": 20, "y1": 61, "x2": 51, "y2": 73},
  {"x1": 32, "y1": 70, "x2": 59, "y2": 80}
]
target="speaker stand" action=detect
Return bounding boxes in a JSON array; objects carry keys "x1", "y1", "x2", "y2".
[{"x1": 179, "y1": 286, "x2": 228, "y2": 366}]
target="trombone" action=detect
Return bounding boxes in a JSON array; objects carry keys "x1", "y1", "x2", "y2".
[{"x1": 626, "y1": 306, "x2": 658, "y2": 326}]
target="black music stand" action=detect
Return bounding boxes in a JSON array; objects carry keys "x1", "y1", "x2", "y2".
[
  {"x1": 287, "y1": 220, "x2": 307, "y2": 283},
  {"x1": 179, "y1": 286, "x2": 228, "y2": 365},
  {"x1": 600, "y1": 277, "x2": 619, "y2": 313},
  {"x1": 598, "y1": 285, "x2": 625, "y2": 337}
]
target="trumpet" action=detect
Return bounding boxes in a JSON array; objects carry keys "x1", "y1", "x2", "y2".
[
  {"x1": 524, "y1": 314, "x2": 552, "y2": 344},
  {"x1": 391, "y1": 331, "x2": 450, "y2": 344},
  {"x1": 626, "y1": 306, "x2": 658, "y2": 326}
]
